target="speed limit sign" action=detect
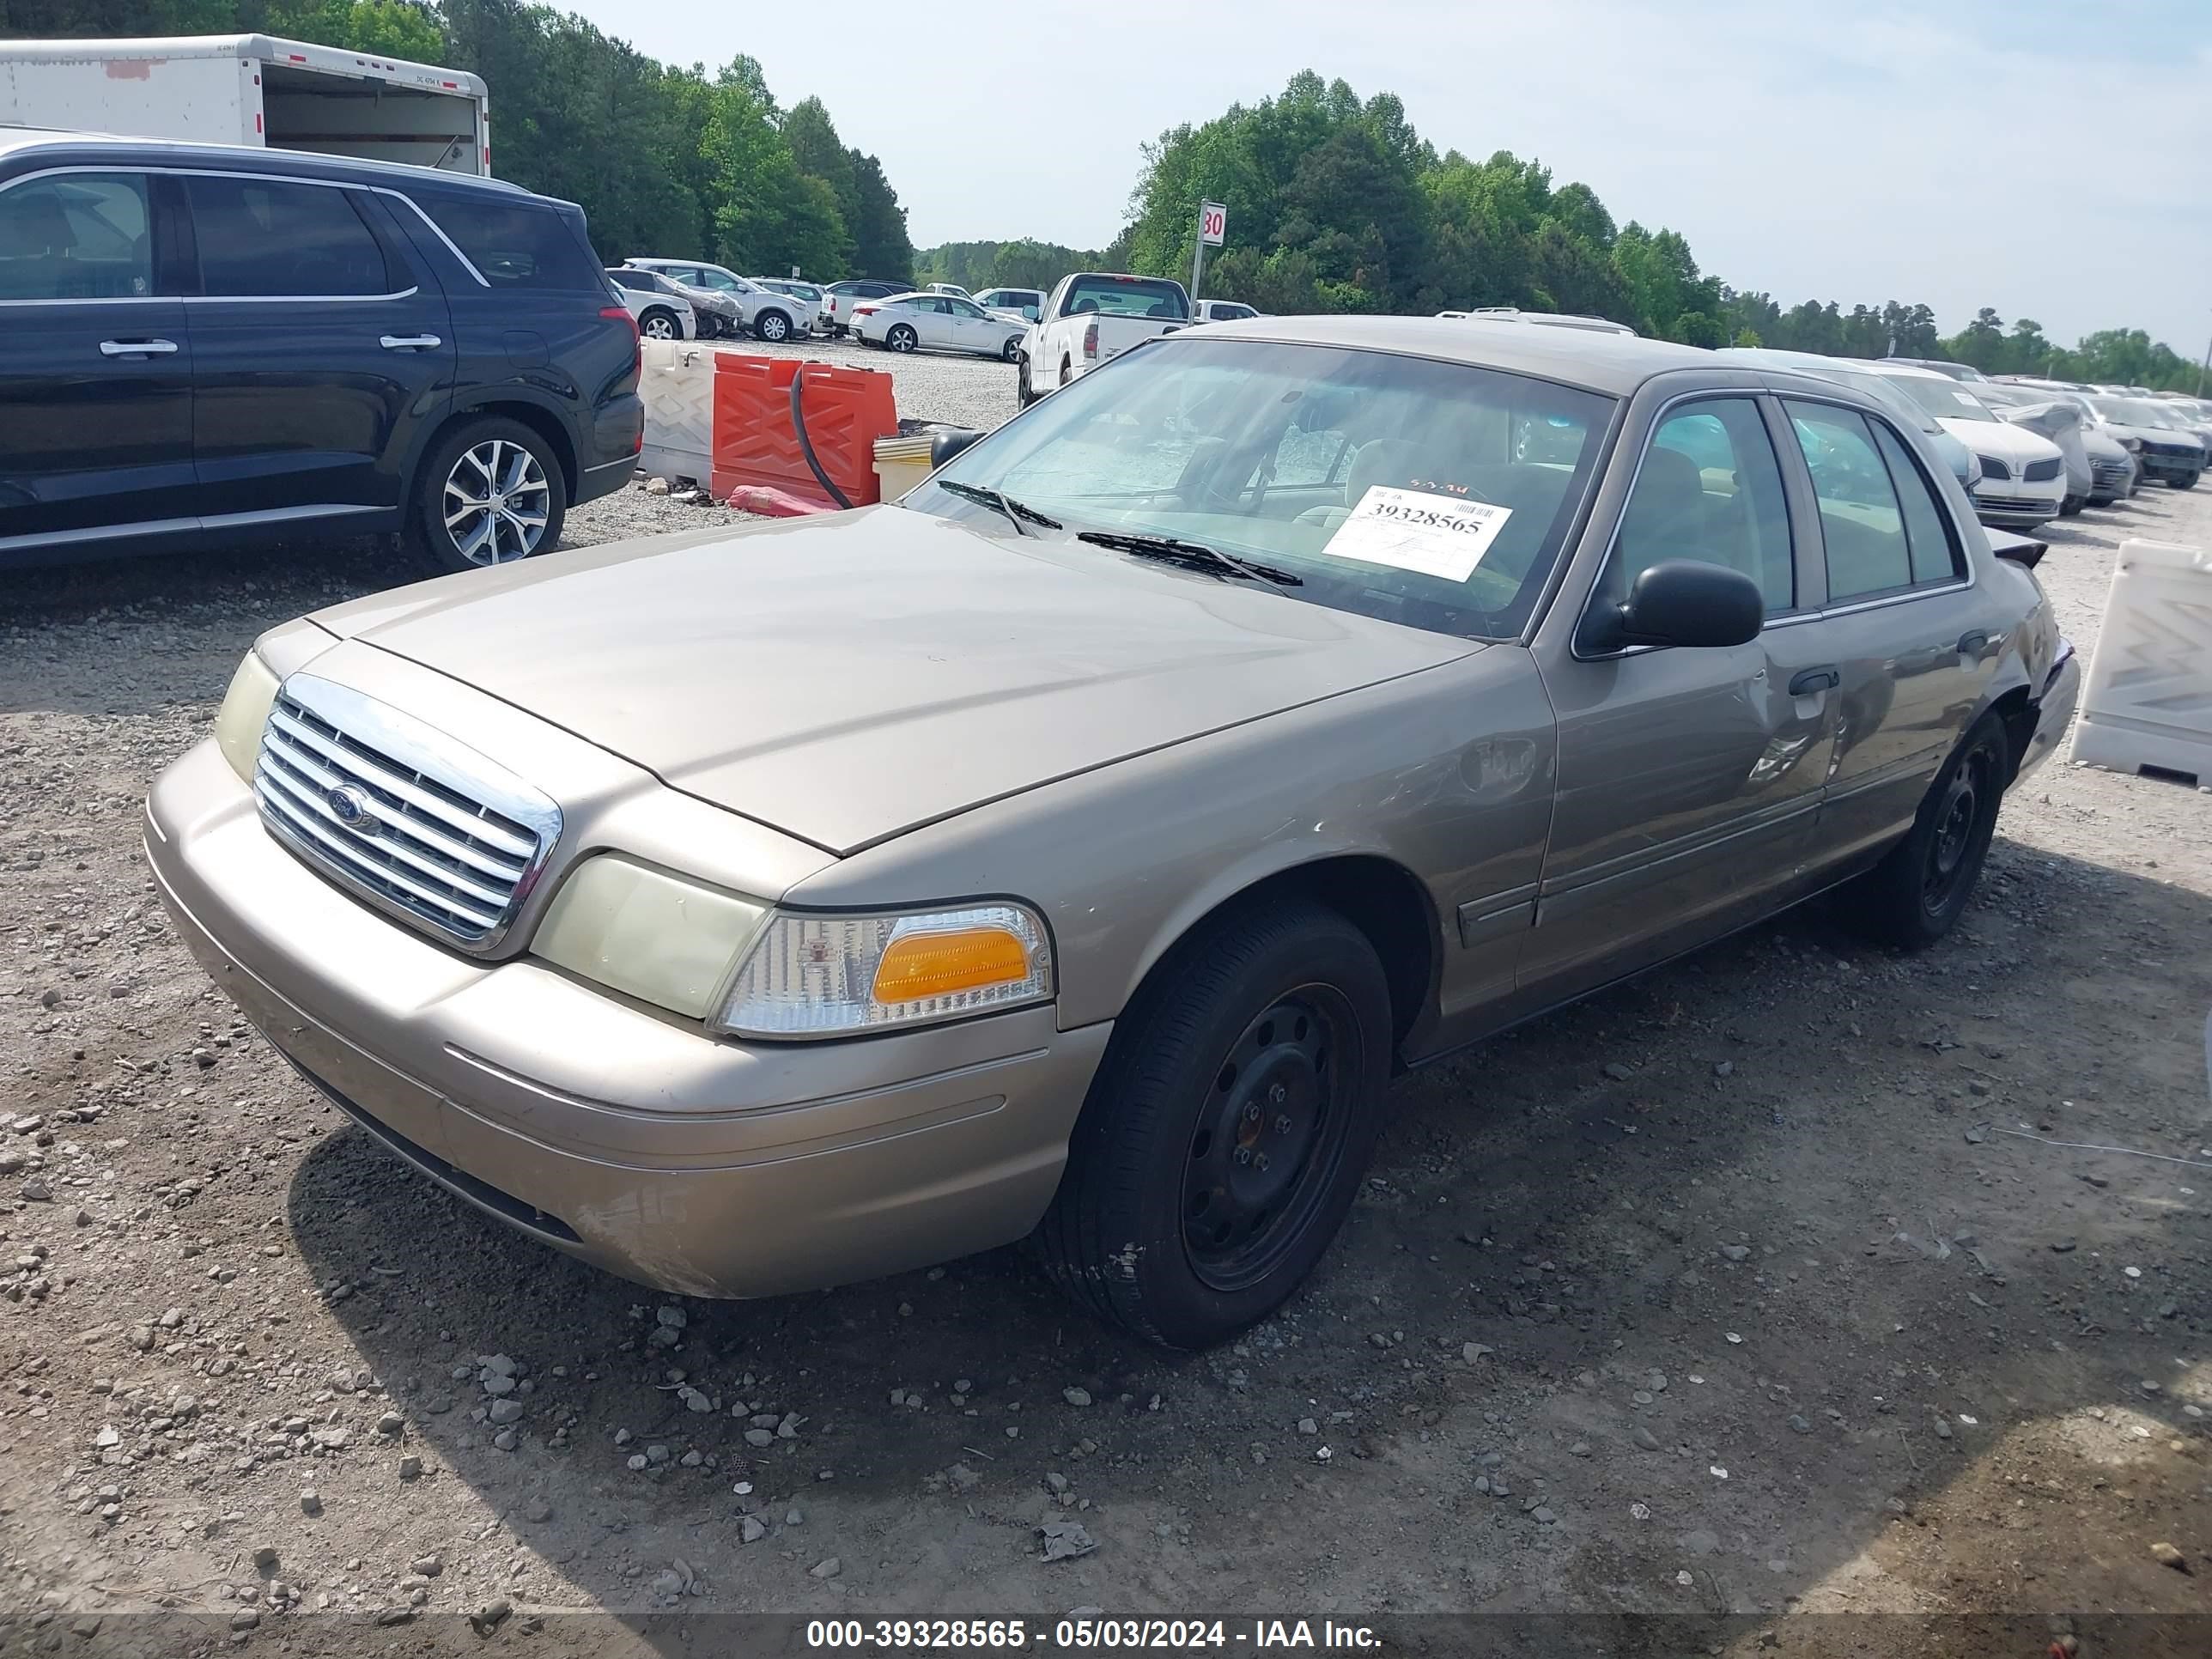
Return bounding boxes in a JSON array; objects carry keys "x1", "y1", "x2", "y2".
[{"x1": 1198, "y1": 201, "x2": 1226, "y2": 246}]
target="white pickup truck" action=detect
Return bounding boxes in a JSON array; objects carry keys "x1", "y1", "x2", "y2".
[{"x1": 1018, "y1": 272, "x2": 1192, "y2": 405}]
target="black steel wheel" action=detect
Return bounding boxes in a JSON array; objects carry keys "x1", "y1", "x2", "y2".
[
  {"x1": 1845, "y1": 715, "x2": 2008, "y2": 948},
  {"x1": 1035, "y1": 898, "x2": 1391, "y2": 1349}
]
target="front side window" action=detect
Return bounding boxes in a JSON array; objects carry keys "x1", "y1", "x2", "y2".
[
  {"x1": 913, "y1": 337, "x2": 1613, "y2": 641},
  {"x1": 0, "y1": 173, "x2": 152, "y2": 300},
  {"x1": 417, "y1": 195, "x2": 601, "y2": 289},
  {"x1": 1784, "y1": 400, "x2": 1913, "y2": 601},
  {"x1": 1602, "y1": 398, "x2": 1795, "y2": 617},
  {"x1": 186, "y1": 176, "x2": 389, "y2": 297}
]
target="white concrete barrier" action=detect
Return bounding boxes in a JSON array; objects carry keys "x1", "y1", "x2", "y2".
[
  {"x1": 2068, "y1": 538, "x2": 2212, "y2": 784},
  {"x1": 636, "y1": 338, "x2": 717, "y2": 486}
]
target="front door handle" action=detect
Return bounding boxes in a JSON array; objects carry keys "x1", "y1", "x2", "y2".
[
  {"x1": 380, "y1": 334, "x2": 443, "y2": 350},
  {"x1": 1956, "y1": 630, "x2": 1990, "y2": 656},
  {"x1": 99, "y1": 338, "x2": 178, "y2": 357},
  {"x1": 1788, "y1": 666, "x2": 1840, "y2": 696}
]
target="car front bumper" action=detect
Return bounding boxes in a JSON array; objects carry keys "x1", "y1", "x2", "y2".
[
  {"x1": 144, "y1": 738, "x2": 1109, "y2": 1300},
  {"x1": 1971, "y1": 472, "x2": 2066, "y2": 526},
  {"x1": 2137, "y1": 449, "x2": 2202, "y2": 482}
]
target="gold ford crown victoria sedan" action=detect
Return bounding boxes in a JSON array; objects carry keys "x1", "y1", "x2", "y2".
[{"x1": 146, "y1": 319, "x2": 2080, "y2": 1349}]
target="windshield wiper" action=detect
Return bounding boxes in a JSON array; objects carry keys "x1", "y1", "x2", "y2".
[
  {"x1": 1077, "y1": 531, "x2": 1304, "y2": 587},
  {"x1": 934, "y1": 479, "x2": 1060, "y2": 537}
]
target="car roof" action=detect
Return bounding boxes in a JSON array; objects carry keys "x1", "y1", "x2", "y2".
[
  {"x1": 1199, "y1": 314, "x2": 1715, "y2": 396},
  {"x1": 0, "y1": 125, "x2": 535, "y2": 197}
]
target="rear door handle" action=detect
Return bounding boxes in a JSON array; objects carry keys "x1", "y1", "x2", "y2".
[
  {"x1": 1788, "y1": 666, "x2": 1840, "y2": 696},
  {"x1": 380, "y1": 334, "x2": 442, "y2": 350},
  {"x1": 1956, "y1": 630, "x2": 1990, "y2": 655},
  {"x1": 99, "y1": 338, "x2": 178, "y2": 357}
]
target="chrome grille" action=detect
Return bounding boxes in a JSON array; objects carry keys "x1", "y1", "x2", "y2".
[{"x1": 252, "y1": 674, "x2": 561, "y2": 950}]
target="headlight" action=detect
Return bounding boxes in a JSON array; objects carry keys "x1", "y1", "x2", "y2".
[
  {"x1": 718, "y1": 902, "x2": 1054, "y2": 1039},
  {"x1": 214, "y1": 651, "x2": 282, "y2": 782},
  {"x1": 535, "y1": 855, "x2": 767, "y2": 1020}
]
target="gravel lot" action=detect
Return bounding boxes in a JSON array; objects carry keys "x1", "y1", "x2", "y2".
[{"x1": 2, "y1": 348, "x2": 2209, "y2": 1655}]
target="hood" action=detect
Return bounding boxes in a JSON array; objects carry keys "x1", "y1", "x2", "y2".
[
  {"x1": 1939, "y1": 417, "x2": 2061, "y2": 464},
  {"x1": 310, "y1": 508, "x2": 1477, "y2": 854},
  {"x1": 2107, "y1": 422, "x2": 2208, "y2": 453}
]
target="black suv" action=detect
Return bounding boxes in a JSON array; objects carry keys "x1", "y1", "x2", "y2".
[{"x1": 0, "y1": 131, "x2": 642, "y2": 574}]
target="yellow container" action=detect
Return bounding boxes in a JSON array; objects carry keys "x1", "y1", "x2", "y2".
[{"x1": 872, "y1": 434, "x2": 937, "y2": 502}]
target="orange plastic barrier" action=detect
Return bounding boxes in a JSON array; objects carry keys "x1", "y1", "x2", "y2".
[{"x1": 708, "y1": 354, "x2": 899, "y2": 508}]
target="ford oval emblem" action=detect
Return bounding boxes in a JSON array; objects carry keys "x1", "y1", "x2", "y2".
[{"x1": 328, "y1": 785, "x2": 376, "y2": 835}]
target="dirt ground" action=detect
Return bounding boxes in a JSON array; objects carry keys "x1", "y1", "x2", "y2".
[{"x1": 2, "y1": 404, "x2": 2209, "y2": 1657}]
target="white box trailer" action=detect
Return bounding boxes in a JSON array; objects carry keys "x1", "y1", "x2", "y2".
[{"x1": 0, "y1": 34, "x2": 488, "y2": 175}]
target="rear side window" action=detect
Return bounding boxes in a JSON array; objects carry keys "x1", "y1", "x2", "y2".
[
  {"x1": 1064, "y1": 274, "x2": 1188, "y2": 319},
  {"x1": 1869, "y1": 422, "x2": 1964, "y2": 585},
  {"x1": 1784, "y1": 400, "x2": 1913, "y2": 601},
  {"x1": 416, "y1": 196, "x2": 601, "y2": 289},
  {"x1": 0, "y1": 173, "x2": 151, "y2": 300},
  {"x1": 185, "y1": 176, "x2": 389, "y2": 297}
]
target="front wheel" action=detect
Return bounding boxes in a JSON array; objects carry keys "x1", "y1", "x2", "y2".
[
  {"x1": 1843, "y1": 716, "x2": 2008, "y2": 949},
  {"x1": 1000, "y1": 335, "x2": 1022, "y2": 363},
  {"x1": 1034, "y1": 900, "x2": 1391, "y2": 1349},
  {"x1": 886, "y1": 324, "x2": 918, "y2": 352},
  {"x1": 754, "y1": 309, "x2": 792, "y2": 343},
  {"x1": 1016, "y1": 355, "x2": 1034, "y2": 407},
  {"x1": 2172, "y1": 470, "x2": 2201, "y2": 490},
  {"x1": 407, "y1": 416, "x2": 568, "y2": 577}
]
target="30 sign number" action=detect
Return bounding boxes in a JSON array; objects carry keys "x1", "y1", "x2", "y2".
[{"x1": 1198, "y1": 201, "x2": 1226, "y2": 246}]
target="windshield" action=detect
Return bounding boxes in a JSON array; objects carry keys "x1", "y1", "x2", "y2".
[
  {"x1": 1880, "y1": 373, "x2": 1996, "y2": 423},
  {"x1": 1064, "y1": 274, "x2": 1190, "y2": 319},
  {"x1": 910, "y1": 337, "x2": 1614, "y2": 641},
  {"x1": 2091, "y1": 397, "x2": 2175, "y2": 428}
]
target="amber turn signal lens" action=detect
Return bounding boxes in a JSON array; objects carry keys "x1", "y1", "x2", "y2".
[{"x1": 871, "y1": 926, "x2": 1030, "y2": 1004}]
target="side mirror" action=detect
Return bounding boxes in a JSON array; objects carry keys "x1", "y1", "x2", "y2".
[
  {"x1": 1598, "y1": 560, "x2": 1765, "y2": 651},
  {"x1": 928, "y1": 428, "x2": 985, "y2": 468}
]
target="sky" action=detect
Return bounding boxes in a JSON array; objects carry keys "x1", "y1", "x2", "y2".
[{"x1": 562, "y1": 0, "x2": 2212, "y2": 354}]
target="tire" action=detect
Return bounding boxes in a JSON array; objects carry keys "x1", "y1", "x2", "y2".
[
  {"x1": 1059, "y1": 356, "x2": 1073, "y2": 392},
  {"x1": 1016, "y1": 355, "x2": 1034, "y2": 407},
  {"x1": 1843, "y1": 715, "x2": 2008, "y2": 950},
  {"x1": 754, "y1": 309, "x2": 792, "y2": 343},
  {"x1": 1034, "y1": 899, "x2": 1392, "y2": 1350},
  {"x1": 637, "y1": 307, "x2": 680, "y2": 341},
  {"x1": 1001, "y1": 334, "x2": 1022, "y2": 363},
  {"x1": 406, "y1": 416, "x2": 568, "y2": 577},
  {"x1": 2058, "y1": 495, "x2": 2083, "y2": 517},
  {"x1": 2172, "y1": 470, "x2": 2201, "y2": 490},
  {"x1": 886, "y1": 324, "x2": 918, "y2": 353}
]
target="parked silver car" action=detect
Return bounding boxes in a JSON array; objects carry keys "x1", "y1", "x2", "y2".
[{"x1": 149, "y1": 319, "x2": 2077, "y2": 1349}]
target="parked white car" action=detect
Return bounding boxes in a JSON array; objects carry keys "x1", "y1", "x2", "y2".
[
  {"x1": 604, "y1": 267, "x2": 695, "y2": 340},
  {"x1": 748, "y1": 277, "x2": 824, "y2": 335},
  {"x1": 623, "y1": 259, "x2": 802, "y2": 343},
  {"x1": 972, "y1": 286, "x2": 1046, "y2": 323},
  {"x1": 854, "y1": 291, "x2": 1027, "y2": 359},
  {"x1": 923, "y1": 283, "x2": 973, "y2": 299},
  {"x1": 1868, "y1": 364, "x2": 2068, "y2": 526},
  {"x1": 1019, "y1": 272, "x2": 1192, "y2": 405},
  {"x1": 1190, "y1": 298, "x2": 1262, "y2": 324}
]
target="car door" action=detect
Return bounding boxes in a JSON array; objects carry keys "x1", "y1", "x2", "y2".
[
  {"x1": 180, "y1": 169, "x2": 453, "y2": 525},
  {"x1": 1778, "y1": 397, "x2": 1999, "y2": 866},
  {"x1": 1522, "y1": 391, "x2": 1842, "y2": 1000},
  {"x1": 0, "y1": 167, "x2": 198, "y2": 561},
  {"x1": 914, "y1": 295, "x2": 958, "y2": 347},
  {"x1": 945, "y1": 295, "x2": 996, "y2": 352}
]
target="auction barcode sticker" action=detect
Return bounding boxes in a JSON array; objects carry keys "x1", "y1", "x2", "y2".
[{"x1": 1324, "y1": 486, "x2": 1514, "y2": 583}]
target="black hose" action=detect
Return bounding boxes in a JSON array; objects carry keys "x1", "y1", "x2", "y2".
[{"x1": 788, "y1": 365, "x2": 854, "y2": 509}]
